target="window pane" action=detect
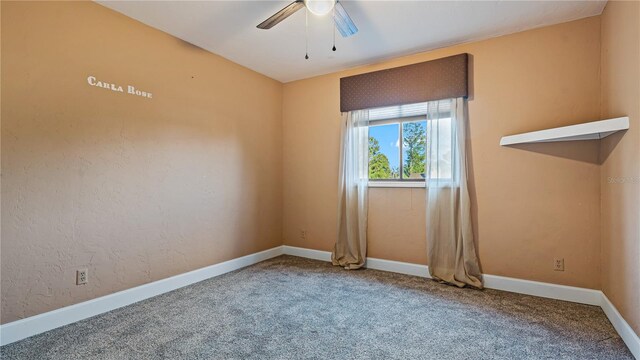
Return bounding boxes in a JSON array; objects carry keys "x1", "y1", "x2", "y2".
[
  {"x1": 402, "y1": 121, "x2": 427, "y2": 179},
  {"x1": 368, "y1": 123, "x2": 400, "y2": 180}
]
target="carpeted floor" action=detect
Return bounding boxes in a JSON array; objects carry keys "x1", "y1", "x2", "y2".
[{"x1": 0, "y1": 255, "x2": 633, "y2": 359}]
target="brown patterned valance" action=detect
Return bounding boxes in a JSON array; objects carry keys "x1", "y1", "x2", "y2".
[{"x1": 340, "y1": 53, "x2": 468, "y2": 112}]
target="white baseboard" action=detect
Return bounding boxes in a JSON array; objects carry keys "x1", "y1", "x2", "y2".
[
  {"x1": 365, "y1": 257, "x2": 431, "y2": 278},
  {"x1": 2, "y1": 245, "x2": 638, "y2": 359},
  {"x1": 282, "y1": 245, "x2": 432, "y2": 278},
  {"x1": 0, "y1": 246, "x2": 284, "y2": 346},
  {"x1": 601, "y1": 293, "x2": 640, "y2": 359},
  {"x1": 282, "y1": 245, "x2": 639, "y2": 358},
  {"x1": 281, "y1": 246, "x2": 431, "y2": 278},
  {"x1": 483, "y1": 274, "x2": 603, "y2": 306},
  {"x1": 282, "y1": 245, "x2": 599, "y2": 304},
  {"x1": 282, "y1": 245, "x2": 331, "y2": 262}
]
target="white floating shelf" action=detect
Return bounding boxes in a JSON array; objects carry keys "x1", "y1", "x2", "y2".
[{"x1": 500, "y1": 117, "x2": 629, "y2": 146}]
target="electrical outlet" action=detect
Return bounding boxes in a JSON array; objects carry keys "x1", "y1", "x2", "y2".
[
  {"x1": 300, "y1": 230, "x2": 307, "y2": 240},
  {"x1": 554, "y1": 258, "x2": 565, "y2": 271},
  {"x1": 76, "y1": 269, "x2": 88, "y2": 285}
]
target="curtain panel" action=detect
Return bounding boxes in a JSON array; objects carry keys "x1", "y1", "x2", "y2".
[
  {"x1": 332, "y1": 110, "x2": 370, "y2": 269},
  {"x1": 425, "y1": 98, "x2": 482, "y2": 288}
]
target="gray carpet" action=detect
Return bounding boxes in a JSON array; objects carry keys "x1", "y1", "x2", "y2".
[{"x1": 0, "y1": 255, "x2": 633, "y2": 359}]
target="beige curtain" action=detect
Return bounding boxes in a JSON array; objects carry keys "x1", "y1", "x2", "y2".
[
  {"x1": 425, "y1": 98, "x2": 483, "y2": 288},
  {"x1": 332, "y1": 110, "x2": 369, "y2": 269}
]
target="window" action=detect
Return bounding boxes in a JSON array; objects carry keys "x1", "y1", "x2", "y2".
[
  {"x1": 368, "y1": 123, "x2": 400, "y2": 180},
  {"x1": 367, "y1": 101, "x2": 452, "y2": 187},
  {"x1": 368, "y1": 120, "x2": 427, "y2": 181}
]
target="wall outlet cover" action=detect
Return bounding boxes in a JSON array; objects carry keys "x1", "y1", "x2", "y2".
[{"x1": 77, "y1": 269, "x2": 88, "y2": 285}]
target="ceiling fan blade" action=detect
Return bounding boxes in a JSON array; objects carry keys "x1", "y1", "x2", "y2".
[
  {"x1": 333, "y1": 1, "x2": 358, "y2": 37},
  {"x1": 257, "y1": 1, "x2": 305, "y2": 29}
]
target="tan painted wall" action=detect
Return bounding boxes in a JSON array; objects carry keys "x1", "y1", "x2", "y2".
[
  {"x1": 283, "y1": 17, "x2": 603, "y2": 289},
  {"x1": 0, "y1": 1, "x2": 283, "y2": 324},
  {"x1": 600, "y1": 0, "x2": 640, "y2": 336},
  {"x1": 3, "y1": 0, "x2": 634, "y2": 332}
]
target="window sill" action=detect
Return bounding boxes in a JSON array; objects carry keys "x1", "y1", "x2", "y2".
[{"x1": 368, "y1": 181, "x2": 425, "y2": 188}]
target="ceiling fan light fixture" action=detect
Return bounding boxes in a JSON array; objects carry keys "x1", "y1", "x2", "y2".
[{"x1": 304, "y1": 0, "x2": 336, "y2": 16}]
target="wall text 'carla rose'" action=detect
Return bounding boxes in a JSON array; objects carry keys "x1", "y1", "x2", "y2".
[{"x1": 87, "y1": 76, "x2": 152, "y2": 99}]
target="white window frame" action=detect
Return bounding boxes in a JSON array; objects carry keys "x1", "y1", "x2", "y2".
[
  {"x1": 366, "y1": 103, "x2": 454, "y2": 188},
  {"x1": 368, "y1": 181, "x2": 425, "y2": 188}
]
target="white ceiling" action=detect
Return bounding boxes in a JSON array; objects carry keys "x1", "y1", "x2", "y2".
[{"x1": 97, "y1": 0, "x2": 607, "y2": 83}]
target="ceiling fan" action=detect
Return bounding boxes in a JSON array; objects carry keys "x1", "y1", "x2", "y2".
[{"x1": 257, "y1": 0, "x2": 358, "y2": 38}]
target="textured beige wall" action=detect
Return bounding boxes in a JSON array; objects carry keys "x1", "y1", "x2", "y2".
[
  {"x1": 600, "y1": 0, "x2": 640, "y2": 336},
  {"x1": 3, "y1": 0, "x2": 632, "y2": 331},
  {"x1": 1, "y1": 1, "x2": 283, "y2": 324},
  {"x1": 283, "y1": 17, "x2": 603, "y2": 289}
]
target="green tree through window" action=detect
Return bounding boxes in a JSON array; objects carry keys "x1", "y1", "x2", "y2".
[
  {"x1": 367, "y1": 120, "x2": 426, "y2": 181},
  {"x1": 368, "y1": 137, "x2": 392, "y2": 179},
  {"x1": 402, "y1": 122, "x2": 426, "y2": 179}
]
